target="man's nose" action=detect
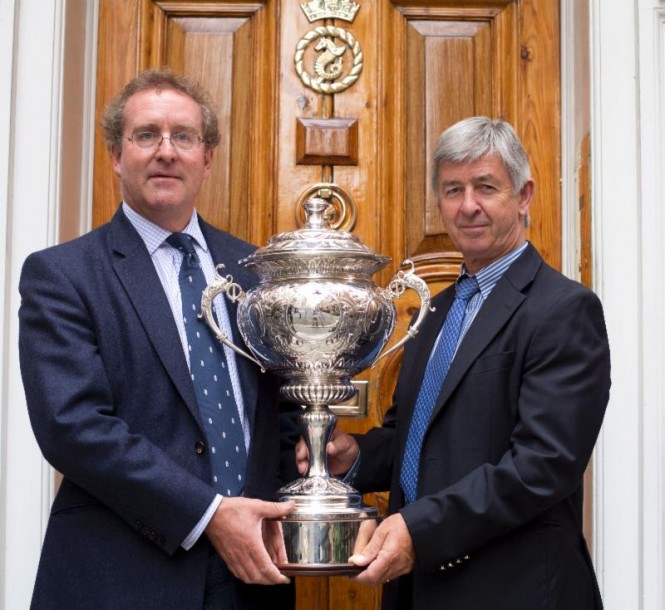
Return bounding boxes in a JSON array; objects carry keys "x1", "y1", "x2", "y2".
[
  {"x1": 460, "y1": 188, "x2": 478, "y2": 212},
  {"x1": 155, "y1": 137, "x2": 178, "y2": 158}
]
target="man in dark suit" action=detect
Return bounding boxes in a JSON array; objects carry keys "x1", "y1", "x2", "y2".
[
  {"x1": 19, "y1": 69, "x2": 296, "y2": 609},
  {"x1": 297, "y1": 117, "x2": 611, "y2": 609}
]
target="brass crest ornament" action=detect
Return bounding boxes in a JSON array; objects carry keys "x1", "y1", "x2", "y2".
[
  {"x1": 295, "y1": 26, "x2": 363, "y2": 94},
  {"x1": 300, "y1": 0, "x2": 361, "y2": 23},
  {"x1": 296, "y1": 183, "x2": 357, "y2": 232}
]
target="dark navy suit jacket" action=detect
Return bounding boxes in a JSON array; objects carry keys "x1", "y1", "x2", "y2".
[
  {"x1": 19, "y1": 208, "x2": 295, "y2": 609},
  {"x1": 355, "y1": 244, "x2": 610, "y2": 610}
]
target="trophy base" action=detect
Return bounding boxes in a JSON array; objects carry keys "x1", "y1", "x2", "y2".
[
  {"x1": 275, "y1": 477, "x2": 381, "y2": 576},
  {"x1": 279, "y1": 562, "x2": 365, "y2": 577},
  {"x1": 276, "y1": 509, "x2": 381, "y2": 576}
]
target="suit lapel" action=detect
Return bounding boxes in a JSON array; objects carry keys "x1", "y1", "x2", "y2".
[
  {"x1": 428, "y1": 244, "x2": 543, "y2": 423},
  {"x1": 107, "y1": 209, "x2": 202, "y2": 426}
]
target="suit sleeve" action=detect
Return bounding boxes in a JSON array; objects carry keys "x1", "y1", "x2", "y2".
[
  {"x1": 18, "y1": 251, "x2": 217, "y2": 555},
  {"x1": 399, "y1": 286, "x2": 610, "y2": 570},
  {"x1": 353, "y1": 403, "x2": 398, "y2": 492}
]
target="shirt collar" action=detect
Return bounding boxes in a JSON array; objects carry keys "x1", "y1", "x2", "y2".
[
  {"x1": 460, "y1": 241, "x2": 529, "y2": 298},
  {"x1": 121, "y1": 202, "x2": 209, "y2": 255}
]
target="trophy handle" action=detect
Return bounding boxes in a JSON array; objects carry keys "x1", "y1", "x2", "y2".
[
  {"x1": 371, "y1": 260, "x2": 435, "y2": 368},
  {"x1": 199, "y1": 264, "x2": 266, "y2": 372}
]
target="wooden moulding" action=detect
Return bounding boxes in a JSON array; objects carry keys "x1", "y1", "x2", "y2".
[{"x1": 295, "y1": 117, "x2": 359, "y2": 165}]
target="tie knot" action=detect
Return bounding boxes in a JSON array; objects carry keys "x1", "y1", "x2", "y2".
[
  {"x1": 166, "y1": 232, "x2": 197, "y2": 256},
  {"x1": 455, "y1": 275, "x2": 479, "y2": 301}
]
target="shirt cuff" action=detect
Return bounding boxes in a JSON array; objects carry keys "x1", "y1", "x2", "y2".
[
  {"x1": 342, "y1": 452, "x2": 361, "y2": 485},
  {"x1": 181, "y1": 494, "x2": 223, "y2": 550}
]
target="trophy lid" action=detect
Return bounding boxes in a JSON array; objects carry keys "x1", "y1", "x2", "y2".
[{"x1": 241, "y1": 198, "x2": 390, "y2": 277}]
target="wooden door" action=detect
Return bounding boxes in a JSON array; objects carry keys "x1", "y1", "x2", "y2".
[{"x1": 93, "y1": 1, "x2": 560, "y2": 608}]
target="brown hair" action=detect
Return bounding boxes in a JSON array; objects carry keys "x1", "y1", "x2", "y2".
[{"x1": 101, "y1": 68, "x2": 220, "y2": 151}]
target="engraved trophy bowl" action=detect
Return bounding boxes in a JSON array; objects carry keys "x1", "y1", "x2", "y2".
[{"x1": 200, "y1": 197, "x2": 432, "y2": 575}]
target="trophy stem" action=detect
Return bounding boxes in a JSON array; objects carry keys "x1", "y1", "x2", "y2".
[
  {"x1": 276, "y1": 400, "x2": 381, "y2": 576},
  {"x1": 302, "y1": 404, "x2": 335, "y2": 479},
  {"x1": 277, "y1": 401, "x2": 360, "y2": 502}
]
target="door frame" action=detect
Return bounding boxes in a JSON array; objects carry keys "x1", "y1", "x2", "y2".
[{"x1": 3, "y1": 1, "x2": 659, "y2": 609}]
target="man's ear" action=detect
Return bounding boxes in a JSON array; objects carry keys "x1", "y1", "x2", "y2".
[
  {"x1": 203, "y1": 148, "x2": 214, "y2": 178},
  {"x1": 110, "y1": 146, "x2": 122, "y2": 177},
  {"x1": 518, "y1": 179, "x2": 535, "y2": 219}
]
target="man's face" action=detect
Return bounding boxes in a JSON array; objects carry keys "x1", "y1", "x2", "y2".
[
  {"x1": 111, "y1": 88, "x2": 213, "y2": 231},
  {"x1": 435, "y1": 154, "x2": 534, "y2": 274}
]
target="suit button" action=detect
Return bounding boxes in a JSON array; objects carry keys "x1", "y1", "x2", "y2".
[{"x1": 195, "y1": 441, "x2": 206, "y2": 455}]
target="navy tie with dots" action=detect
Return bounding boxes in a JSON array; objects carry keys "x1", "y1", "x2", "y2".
[
  {"x1": 166, "y1": 232, "x2": 248, "y2": 497},
  {"x1": 400, "y1": 275, "x2": 480, "y2": 503}
]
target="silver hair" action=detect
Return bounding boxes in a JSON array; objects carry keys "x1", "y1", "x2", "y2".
[{"x1": 431, "y1": 117, "x2": 531, "y2": 196}]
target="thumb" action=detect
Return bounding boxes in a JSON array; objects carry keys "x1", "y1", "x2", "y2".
[
  {"x1": 263, "y1": 500, "x2": 296, "y2": 519},
  {"x1": 348, "y1": 527, "x2": 386, "y2": 566}
]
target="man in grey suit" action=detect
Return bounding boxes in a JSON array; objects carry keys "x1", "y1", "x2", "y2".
[
  {"x1": 297, "y1": 117, "x2": 611, "y2": 609},
  {"x1": 19, "y1": 68, "x2": 295, "y2": 609}
]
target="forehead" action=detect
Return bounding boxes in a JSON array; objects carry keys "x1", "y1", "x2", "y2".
[
  {"x1": 123, "y1": 87, "x2": 203, "y2": 128},
  {"x1": 438, "y1": 154, "x2": 510, "y2": 183}
]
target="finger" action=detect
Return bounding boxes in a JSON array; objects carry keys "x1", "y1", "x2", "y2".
[
  {"x1": 295, "y1": 438, "x2": 307, "y2": 458},
  {"x1": 263, "y1": 519, "x2": 288, "y2": 565},
  {"x1": 262, "y1": 500, "x2": 295, "y2": 519},
  {"x1": 297, "y1": 459, "x2": 308, "y2": 475},
  {"x1": 353, "y1": 564, "x2": 385, "y2": 586},
  {"x1": 295, "y1": 442, "x2": 310, "y2": 474},
  {"x1": 348, "y1": 527, "x2": 385, "y2": 566},
  {"x1": 348, "y1": 552, "x2": 371, "y2": 567},
  {"x1": 352, "y1": 519, "x2": 378, "y2": 554},
  {"x1": 254, "y1": 555, "x2": 291, "y2": 585},
  {"x1": 221, "y1": 537, "x2": 290, "y2": 585}
]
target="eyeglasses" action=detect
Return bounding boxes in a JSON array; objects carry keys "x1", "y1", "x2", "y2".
[{"x1": 126, "y1": 130, "x2": 204, "y2": 152}]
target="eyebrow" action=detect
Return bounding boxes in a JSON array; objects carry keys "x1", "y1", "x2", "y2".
[
  {"x1": 440, "y1": 173, "x2": 500, "y2": 187},
  {"x1": 472, "y1": 173, "x2": 499, "y2": 183},
  {"x1": 131, "y1": 123, "x2": 199, "y2": 133}
]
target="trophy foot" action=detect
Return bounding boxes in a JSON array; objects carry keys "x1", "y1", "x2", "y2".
[
  {"x1": 274, "y1": 477, "x2": 381, "y2": 576},
  {"x1": 275, "y1": 508, "x2": 381, "y2": 576}
]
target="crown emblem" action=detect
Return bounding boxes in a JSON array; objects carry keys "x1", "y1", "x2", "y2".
[{"x1": 300, "y1": 0, "x2": 361, "y2": 23}]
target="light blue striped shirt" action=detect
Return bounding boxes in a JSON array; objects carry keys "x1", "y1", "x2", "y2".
[
  {"x1": 122, "y1": 203, "x2": 249, "y2": 448},
  {"x1": 446, "y1": 241, "x2": 529, "y2": 357},
  {"x1": 122, "y1": 203, "x2": 248, "y2": 549}
]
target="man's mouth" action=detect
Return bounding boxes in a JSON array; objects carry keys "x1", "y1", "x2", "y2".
[
  {"x1": 149, "y1": 173, "x2": 180, "y2": 181},
  {"x1": 460, "y1": 224, "x2": 487, "y2": 232}
]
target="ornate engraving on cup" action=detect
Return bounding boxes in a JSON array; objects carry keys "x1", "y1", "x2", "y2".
[{"x1": 200, "y1": 197, "x2": 433, "y2": 575}]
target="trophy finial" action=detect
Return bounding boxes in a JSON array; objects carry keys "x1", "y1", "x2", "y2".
[{"x1": 302, "y1": 197, "x2": 331, "y2": 229}]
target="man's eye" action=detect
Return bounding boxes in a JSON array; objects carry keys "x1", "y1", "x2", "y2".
[
  {"x1": 173, "y1": 132, "x2": 194, "y2": 144},
  {"x1": 134, "y1": 131, "x2": 158, "y2": 142}
]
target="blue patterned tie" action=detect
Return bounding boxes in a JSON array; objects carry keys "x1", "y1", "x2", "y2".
[
  {"x1": 166, "y1": 233, "x2": 248, "y2": 497},
  {"x1": 400, "y1": 275, "x2": 480, "y2": 503}
]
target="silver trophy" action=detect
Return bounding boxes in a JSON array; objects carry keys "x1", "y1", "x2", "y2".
[{"x1": 201, "y1": 197, "x2": 432, "y2": 575}]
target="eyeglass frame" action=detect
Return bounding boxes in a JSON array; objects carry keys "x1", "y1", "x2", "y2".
[{"x1": 125, "y1": 129, "x2": 205, "y2": 152}]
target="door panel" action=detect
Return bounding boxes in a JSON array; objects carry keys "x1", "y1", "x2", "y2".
[{"x1": 93, "y1": 2, "x2": 560, "y2": 608}]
